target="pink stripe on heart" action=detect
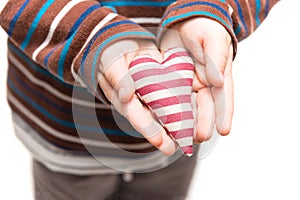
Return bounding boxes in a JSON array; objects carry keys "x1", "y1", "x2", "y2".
[
  {"x1": 129, "y1": 47, "x2": 195, "y2": 156},
  {"x1": 160, "y1": 111, "x2": 194, "y2": 124},
  {"x1": 137, "y1": 79, "x2": 193, "y2": 96},
  {"x1": 147, "y1": 95, "x2": 191, "y2": 108}
]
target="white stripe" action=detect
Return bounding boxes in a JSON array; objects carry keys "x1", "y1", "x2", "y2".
[
  {"x1": 245, "y1": 0, "x2": 254, "y2": 33},
  {"x1": 163, "y1": 47, "x2": 190, "y2": 58},
  {"x1": 129, "y1": 17, "x2": 161, "y2": 24},
  {"x1": 8, "y1": 92, "x2": 153, "y2": 150},
  {"x1": 142, "y1": 86, "x2": 192, "y2": 103},
  {"x1": 163, "y1": 48, "x2": 194, "y2": 65},
  {"x1": 129, "y1": 60, "x2": 161, "y2": 75},
  {"x1": 13, "y1": 117, "x2": 170, "y2": 175},
  {"x1": 8, "y1": 53, "x2": 111, "y2": 109},
  {"x1": 165, "y1": 119, "x2": 194, "y2": 132},
  {"x1": 162, "y1": 56, "x2": 194, "y2": 67},
  {"x1": 71, "y1": 63, "x2": 87, "y2": 87},
  {"x1": 134, "y1": 70, "x2": 194, "y2": 90},
  {"x1": 32, "y1": 0, "x2": 86, "y2": 61},
  {"x1": 176, "y1": 137, "x2": 193, "y2": 147},
  {"x1": 71, "y1": 12, "x2": 118, "y2": 80},
  {"x1": 153, "y1": 103, "x2": 192, "y2": 117},
  {"x1": 13, "y1": 121, "x2": 116, "y2": 174}
]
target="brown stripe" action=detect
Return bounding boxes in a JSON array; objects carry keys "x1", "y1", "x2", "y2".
[{"x1": 117, "y1": 6, "x2": 166, "y2": 18}]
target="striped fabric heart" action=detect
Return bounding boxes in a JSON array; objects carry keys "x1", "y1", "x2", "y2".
[{"x1": 129, "y1": 47, "x2": 195, "y2": 156}]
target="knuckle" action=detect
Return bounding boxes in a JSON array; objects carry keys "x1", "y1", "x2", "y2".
[{"x1": 105, "y1": 72, "x2": 119, "y2": 89}]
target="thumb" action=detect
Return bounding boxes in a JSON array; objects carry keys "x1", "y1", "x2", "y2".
[{"x1": 100, "y1": 40, "x2": 139, "y2": 103}]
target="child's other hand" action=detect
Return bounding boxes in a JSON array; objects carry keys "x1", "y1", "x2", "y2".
[
  {"x1": 99, "y1": 39, "x2": 177, "y2": 155},
  {"x1": 161, "y1": 17, "x2": 234, "y2": 143}
]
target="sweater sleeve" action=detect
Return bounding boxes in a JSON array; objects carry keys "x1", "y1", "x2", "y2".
[
  {"x1": 0, "y1": 0, "x2": 155, "y2": 102},
  {"x1": 157, "y1": 0, "x2": 280, "y2": 59}
]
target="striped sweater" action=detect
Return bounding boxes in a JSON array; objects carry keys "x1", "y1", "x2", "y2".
[{"x1": 0, "y1": 0, "x2": 279, "y2": 174}]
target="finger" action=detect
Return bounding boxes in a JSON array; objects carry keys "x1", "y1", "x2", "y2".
[
  {"x1": 180, "y1": 34, "x2": 205, "y2": 65},
  {"x1": 98, "y1": 73, "x2": 177, "y2": 155},
  {"x1": 137, "y1": 40, "x2": 163, "y2": 62},
  {"x1": 98, "y1": 72, "x2": 114, "y2": 103},
  {"x1": 192, "y1": 73, "x2": 204, "y2": 92},
  {"x1": 160, "y1": 29, "x2": 185, "y2": 52},
  {"x1": 194, "y1": 87, "x2": 215, "y2": 143},
  {"x1": 204, "y1": 28, "x2": 231, "y2": 87},
  {"x1": 193, "y1": 62, "x2": 210, "y2": 91},
  {"x1": 100, "y1": 40, "x2": 139, "y2": 103},
  {"x1": 121, "y1": 97, "x2": 178, "y2": 156},
  {"x1": 100, "y1": 56, "x2": 135, "y2": 103},
  {"x1": 101, "y1": 39, "x2": 139, "y2": 66},
  {"x1": 211, "y1": 46, "x2": 234, "y2": 135}
]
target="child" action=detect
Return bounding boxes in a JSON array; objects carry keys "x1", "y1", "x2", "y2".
[{"x1": 0, "y1": 0, "x2": 279, "y2": 199}]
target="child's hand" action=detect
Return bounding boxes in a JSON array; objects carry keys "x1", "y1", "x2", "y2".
[
  {"x1": 98, "y1": 39, "x2": 178, "y2": 155},
  {"x1": 160, "y1": 17, "x2": 234, "y2": 143}
]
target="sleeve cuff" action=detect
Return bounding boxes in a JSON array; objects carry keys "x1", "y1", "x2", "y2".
[
  {"x1": 158, "y1": 0, "x2": 238, "y2": 59},
  {"x1": 72, "y1": 13, "x2": 156, "y2": 103}
]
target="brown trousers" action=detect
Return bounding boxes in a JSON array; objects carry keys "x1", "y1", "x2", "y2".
[{"x1": 33, "y1": 153, "x2": 198, "y2": 200}]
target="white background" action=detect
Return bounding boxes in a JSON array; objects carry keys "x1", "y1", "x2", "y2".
[{"x1": 1, "y1": 1, "x2": 299, "y2": 199}]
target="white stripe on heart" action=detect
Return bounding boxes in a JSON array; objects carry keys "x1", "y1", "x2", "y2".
[
  {"x1": 141, "y1": 86, "x2": 192, "y2": 103},
  {"x1": 165, "y1": 119, "x2": 195, "y2": 132},
  {"x1": 134, "y1": 70, "x2": 194, "y2": 90},
  {"x1": 152, "y1": 103, "x2": 192, "y2": 117}
]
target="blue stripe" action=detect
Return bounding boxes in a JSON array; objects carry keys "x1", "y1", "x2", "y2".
[
  {"x1": 234, "y1": 24, "x2": 241, "y2": 35},
  {"x1": 91, "y1": 31, "x2": 154, "y2": 91},
  {"x1": 255, "y1": 0, "x2": 261, "y2": 26},
  {"x1": 20, "y1": 0, "x2": 56, "y2": 50},
  {"x1": 10, "y1": 66, "x2": 114, "y2": 121},
  {"x1": 8, "y1": 79, "x2": 141, "y2": 136},
  {"x1": 233, "y1": 0, "x2": 248, "y2": 34},
  {"x1": 265, "y1": 0, "x2": 269, "y2": 17},
  {"x1": 100, "y1": 0, "x2": 175, "y2": 7},
  {"x1": 80, "y1": 20, "x2": 136, "y2": 83},
  {"x1": 57, "y1": 30, "x2": 77, "y2": 79},
  {"x1": 45, "y1": 4, "x2": 99, "y2": 68},
  {"x1": 103, "y1": 5, "x2": 117, "y2": 13},
  {"x1": 162, "y1": 1, "x2": 232, "y2": 25},
  {"x1": 66, "y1": 4, "x2": 100, "y2": 39},
  {"x1": 8, "y1": 0, "x2": 30, "y2": 36},
  {"x1": 44, "y1": 46, "x2": 58, "y2": 67},
  {"x1": 162, "y1": 11, "x2": 231, "y2": 30},
  {"x1": 8, "y1": 43, "x2": 87, "y2": 93}
]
